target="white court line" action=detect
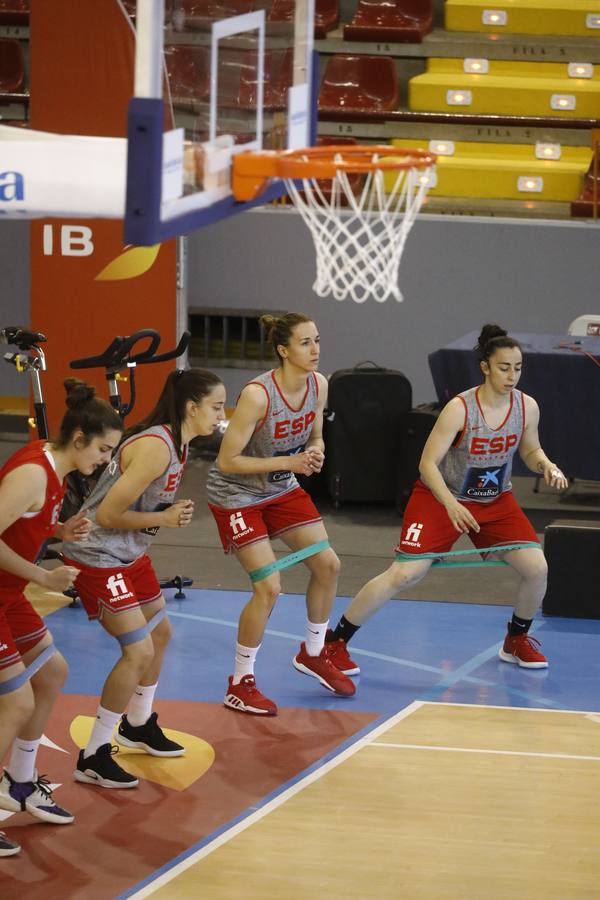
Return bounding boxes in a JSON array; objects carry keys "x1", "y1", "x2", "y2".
[
  {"x1": 422, "y1": 699, "x2": 600, "y2": 716},
  {"x1": 367, "y1": 743, "x2": 600, "y2": 762},
  {"x1": 128, "y1": 700, "x2": 425, "y2": 898}
]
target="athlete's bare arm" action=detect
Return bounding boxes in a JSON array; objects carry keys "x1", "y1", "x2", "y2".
[
  {"x1": 95, "y1": 436, "x2": 193, "y2": 530},
  {"x1": 304, "y1": 372, "x2": 327, "y2": 473},
  {"x1": 419, "y1": 398, "x2": 480, "y2": 535},
  {"x1": 519, "y1": 394, "x2": 568, "y2": 490},
  {"x1": 216, "y1": 383, "x2": 316, "y2": 477},
  {"x1": 0, "y1": 465, "x2": 79, "y2": 590}
]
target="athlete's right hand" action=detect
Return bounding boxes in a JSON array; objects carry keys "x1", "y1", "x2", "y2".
[
  {"x1": 287, "y1": 451, "x2": 318, "y2": 476},
  {"x1": 42, "y1": 565, "x2": 80, "y2": 592},
  {"x1": 162, "y1": 499, "x2": 195, "y2": 528},
  {"x1": 445, "y1": 499, "x2": 480, "y2": 534}
]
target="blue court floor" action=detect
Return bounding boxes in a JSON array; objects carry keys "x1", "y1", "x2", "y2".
[
  {"x1": 13, "y1": 588, "x2": 599, "y2": 899},
  {"x1": 50, "y1": 587, "x2": 600, "y2": 719}
]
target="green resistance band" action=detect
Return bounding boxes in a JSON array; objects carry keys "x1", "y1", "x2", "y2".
[
  {"x1": 395, "y1": 541, "x2": 541, "y2": 569},
  {"x1": 249, "y1": 539, "x2": 331, "y2": 583}
]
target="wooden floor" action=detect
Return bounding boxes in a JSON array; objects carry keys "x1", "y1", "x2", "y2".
[{"x1": 145, "y1": 702, "x2": 600, "y2": 900}]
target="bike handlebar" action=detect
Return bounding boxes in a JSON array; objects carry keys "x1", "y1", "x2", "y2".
[
  {"x1": 70, "y1": 329, "x2": 189, "y2": 372},
  {"x1": 0, "y1": 327, "x2": 47, "y2": 350}
]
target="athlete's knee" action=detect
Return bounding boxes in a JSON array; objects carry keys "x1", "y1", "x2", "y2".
[
  {"x1": 0, "y1": 679, "x2": 35, "y2": 724},
  {"x1": 121, "y1": 635, "x2": 155, "y2": 673},
  {"x1": 30, "y1": 650, "x2": 69, "y2": 693},
  {"x1": 521, "y1": 552, "x2": 548, "y2": 585},
  {"x1": 253, "y1": 575, "x2": 281, "y2": 611},
  {"x1": 389, "y1": 562, "x2": 424, "y2": 591},
  {"x1": 151, "y1": 615, "x2": 172, "y2": 648},
  {"x1": 312, "y1": 549, "x2": 341, "y2": 583}
]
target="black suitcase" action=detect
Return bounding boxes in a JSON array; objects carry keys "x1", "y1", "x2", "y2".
[
  {"x1": 396, "y1": 402, "x2": 441, "y2": 513},
  {"x1": 542, "y1": 520, "x2": 600, "y2": 618},
  {"x1": 323, "y1": 361, "x2": 412, "y2": 507}
]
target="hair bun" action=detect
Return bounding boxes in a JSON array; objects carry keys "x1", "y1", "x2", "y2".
[
  {"x1": 64, "y1": 377, "x2": 96, "y2": 410},
  {"x1": 477, "y1": 323, "x2": 507, "y2": 349}
]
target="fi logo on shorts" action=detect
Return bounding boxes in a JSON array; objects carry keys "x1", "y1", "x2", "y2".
[
  {"x1": 106, "y1": 573, "x2": 128, "y2": 597},
  {"x1": 403, "y1": 522, "x2": 424, "y2": 547},
  {"x1": 229, "y1": 511, "x2": 248, "y2": 536}
]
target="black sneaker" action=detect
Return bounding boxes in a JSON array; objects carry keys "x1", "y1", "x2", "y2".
[
  {"x1": 74, "y1": 744, "x2": 139, "y2": 789},
  {"x1": 0, "y1": 831, "x2": 20, "y2": 857},
  {"x1": 116, "y1": 712, "x2": 185, "y2": 758}
]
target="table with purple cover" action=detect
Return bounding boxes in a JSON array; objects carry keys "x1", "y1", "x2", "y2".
[{"x1": 428, "y1": 331, "x2": 600, "y2": 481}]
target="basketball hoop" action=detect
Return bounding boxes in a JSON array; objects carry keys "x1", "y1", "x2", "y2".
[{"x1": 232, "y1": 145, "x2": 436, "y2": 303}]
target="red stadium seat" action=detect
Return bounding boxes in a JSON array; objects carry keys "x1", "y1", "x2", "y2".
[
  {"x1": 176, "y1": 0, "x2": 254, "y2": 20},
  {"x1": 571, "y1": 152, "x2": 600, "y2": 218},
  {"x1": 221, "y1": 47, "x2": 292, "y2": 112},
  {"x1": 344, "y1": 0, "x2": 433, "y2": 43},
  {"x1": 318, "y1": 55, "x2": 399, "y2": 115},
  {"x1": 0, "y1": 0, "x2": 29, "y2": 26},
  {"x1": 266, "y1": 0, "x2": 339, "y2": 37},
  {"x1": 164, "y1": 44, "x2": 210, "y2": 109},
  {"x1": 266, "y1": 0, "x2": 295, "y2": 22},
  {"x1": 0, "y1": 39, "x2": 25, "y2": 95},
  {"x1": 315, "y1": 0, "x2": 340, "y2": 37}
]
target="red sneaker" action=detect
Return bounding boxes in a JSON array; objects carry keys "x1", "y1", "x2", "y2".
[
  {"x1": 223, "y1": 675, "x2": 278, "y2": 715},
  {"x1": 293, "y1": 643, "x2": 356, "y2": 696},
  {"x1": 325, "y1": 630, "x2": 360, "y2": 676},
  {"x1": 499, "y1": 627, "x2": 548, "y2": 669}
]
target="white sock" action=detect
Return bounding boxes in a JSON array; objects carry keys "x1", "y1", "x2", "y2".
[
  {"x1": 126, "y1": 683, "x2": 158, "y2": 727},
  {"x1": 305, "y1": 619, "x2": 328, "y2": 657},
  {"x1": 84, "y1": 705, "x2": 123, "y2": 758},
  {"x1": 232, "y1": 642, "x2": 260, "y2": 685},
  {"x1": 7, "y1": 738, "x2": 40, "y2": 783}
]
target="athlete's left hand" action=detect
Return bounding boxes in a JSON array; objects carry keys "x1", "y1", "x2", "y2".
[
  {"x1": 60, "y1": 509, "x2": 92, "y2": 542},
  {"x1": 305, "y1": 447, "x2": 325, "y2": 474},
  {"x1": 543, "y1": 462, "x2": 568, "y2": 491}
]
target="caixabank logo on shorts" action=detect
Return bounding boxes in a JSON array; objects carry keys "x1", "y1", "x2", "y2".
[{"x1": 462, "y1": 463, "x2": 507, "y2": 499}]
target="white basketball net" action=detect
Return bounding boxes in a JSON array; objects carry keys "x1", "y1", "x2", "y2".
[{"x1": 284, "y1": 161, "x2": 433, "y2": 303}]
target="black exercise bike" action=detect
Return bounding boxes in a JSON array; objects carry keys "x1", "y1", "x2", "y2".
[{"x1": 2, "y1": 326, "x2": 194, "y2": 601}]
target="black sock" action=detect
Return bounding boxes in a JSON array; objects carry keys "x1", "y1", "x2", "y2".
[
  {"x1": 328, "y1": 615, "x2": 360, "y2": 645},
  {"x1": 508, "y1": 614, "x2": 532, "y2": 637}
]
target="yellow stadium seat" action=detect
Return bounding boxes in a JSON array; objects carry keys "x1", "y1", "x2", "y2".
[
  {"x1": 384, "y1": 139, "x2": 590, "y2": 201},
  {"x1": 445, "y1": 0, "x2": 600, "y2": 37},
  {"x1": 409, "y1": 58, "x2": 600, "y2": 118}
]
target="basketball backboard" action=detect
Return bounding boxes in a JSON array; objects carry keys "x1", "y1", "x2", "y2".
[{"x1": 124, "y1": 0, "x2": 316, "y2": 245}]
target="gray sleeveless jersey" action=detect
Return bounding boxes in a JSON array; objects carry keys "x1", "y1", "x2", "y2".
[
  {"x1": 62, "y1": 425, "x2": 186, "y2": 567},
  {"x1": 438, "y1": 386, "x2": 525, "y2": 503},
  {"x1": 206, "y1": 370, "x2": 319, "y2": 509}
]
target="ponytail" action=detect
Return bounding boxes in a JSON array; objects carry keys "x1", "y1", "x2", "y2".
[{"x1": 123, "y1": 367, "x2": 222, "y2": 460}]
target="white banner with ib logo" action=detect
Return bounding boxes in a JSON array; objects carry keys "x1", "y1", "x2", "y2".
[{"x1": 0, "y1": 126, "x2": 126, "y2": 218}]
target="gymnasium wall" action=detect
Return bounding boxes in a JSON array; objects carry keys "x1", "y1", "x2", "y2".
[
  {"x1": 1, "y1": 213, "x2": 596, "y2": 404},
  {"x1": 0, "y1": 221, "x2": 30, "y2": 397},
  {"x1": 187, "y1": 210, "x2": 596, "y2": 404}
]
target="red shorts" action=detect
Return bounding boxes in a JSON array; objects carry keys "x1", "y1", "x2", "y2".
[
  {"x1": 62, "y1": 553, "x2": 162, "y2": 621},
  {"x1": 0, "y1": 592, "x2": 48, "y2": 670},
  {"x1": 396, "y1": 480, "x2": 539, "y2": 556},
  {"x1": 209, "y1": 487, "x2": 322, "y2": 553}
]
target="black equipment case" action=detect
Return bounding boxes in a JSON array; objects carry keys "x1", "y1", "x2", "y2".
[
  {"x1": 395, "y1": 402, "x2": 441, "y2": 513},
  {"x1": 542, "y1": 519, "x2": 600, "y2": 618},
  {"x1": 323, "y1": 361, "x2": 412, "y2": 507}
]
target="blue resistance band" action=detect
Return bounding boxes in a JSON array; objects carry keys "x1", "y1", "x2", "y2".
[
  {"x1": 249, "y1": 539, "x2": 331, "y2": 583},
  {"x1": 395, "y1": 541, "x2": 541, "y2": 569},
  {"x1": 117, "y1": 606, "x2": 167, "y2": 647},
  {"x1": 0, "y1": 642, "x2": 57, "y2": 695}
]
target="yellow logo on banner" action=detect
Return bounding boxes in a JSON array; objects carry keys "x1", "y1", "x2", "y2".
[
  {"x1": 70, "y1": 715, "x2": 215, "y2": 790},
  {"x1": 95, "y1": 244, "x2": 161, "y2": 281}
]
